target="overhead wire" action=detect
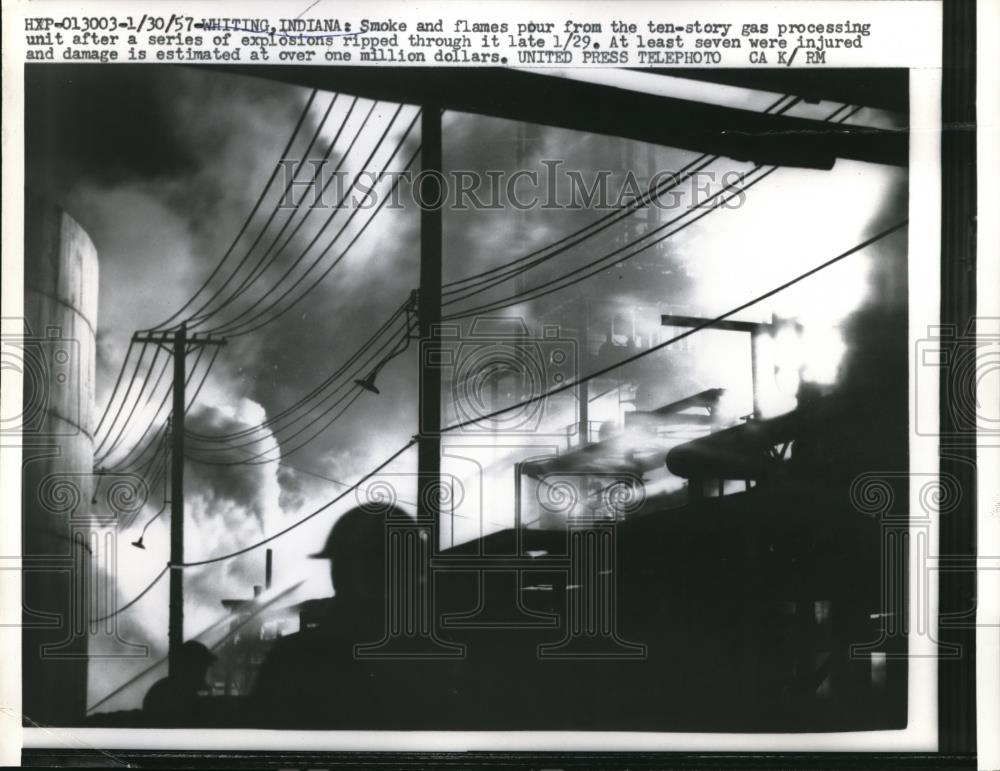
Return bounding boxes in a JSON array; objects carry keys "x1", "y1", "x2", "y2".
[
  {"x1": 93, "y1": 343, "x2": 157, "y2": 454},
  {"x1": 440, "y1": 220, "x2": 909, "y2": 434},
  {"x1": 443, "y1": 100, "x2": 858, "y2": 320},
  {"x1": 186, "y1": 316, "x2": 413, "y2": 463},
  {"x1": 119, "y1": 220, "x2": 907, "y2": 578},
  {"x1": 94, "y1": 347, "x2": 169, "y2": 464},
  {"x1": 177, "y1": 438, "x2": 417, "y2": 567},
  {"x1": 438, "y1": 94, "x2": 799, "y2": 300},
  {"x1": 91, "y1": 91, "x2": 322, "y2": 471},
  {"x1": 97, "y1": 93, "x2": 894, "y2": 617},
  {"x1": 198, "y1": 100, "x2": 389, "y2": 333},
  {"x1": 184, "y1": 305, "x2": 411, "y2": 450},
  {"x1": 445, "y1": 165, "x2": 776, "y2": 320},
  {"x1": 150, "y1": 89, "x2": 319, "y2": 332},
  {"x1": 205, "y1": 106, "x2": 418, "y2": 337},
  {"x1": 103, "y1": 345, "x2": 210, "y2": 472},
  {"x1": 185, "y1": 299, "x2": 410, "y2": 442},
  {"x1": 183, "y1": 93, "x2": 348, "y2": 327}
]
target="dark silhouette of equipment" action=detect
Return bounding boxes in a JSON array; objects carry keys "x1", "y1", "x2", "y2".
[
  {"x1": 142, "y1": 641, "x2": 216, "y2": 726},
  {"x1": 250, "y1": 506, "x2": 402, "y2": 727}
]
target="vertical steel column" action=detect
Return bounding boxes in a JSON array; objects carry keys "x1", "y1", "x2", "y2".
[
  {"x1": 168, "y1": 323, "x2": 187, "y2": 676},
  {"x1": 418, "y1": 107, "x2": 443, "y2": 527}
]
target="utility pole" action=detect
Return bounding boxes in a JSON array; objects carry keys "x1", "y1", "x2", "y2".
[
  {"x1": 417, "y1": 106, "x2": 443, "y2": 529},
  {"x1": 133, "y1": 323, "x2": 225, "y2": 675},
  {"x1": 355, "y1": 104, "x2": 462, "y2": 660}
]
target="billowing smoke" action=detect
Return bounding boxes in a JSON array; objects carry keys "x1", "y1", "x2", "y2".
[
  {"x1": 184, "y1": 404, "x2": 279, "y2": 526},
  {"x1": 832, "y1": 173, "x2": 909, "y2": 476},
  {"x1": 26, "y1": 66, "x2": 909, "y2": 712}
]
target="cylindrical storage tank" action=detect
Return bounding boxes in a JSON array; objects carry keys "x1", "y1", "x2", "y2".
[{"x1": 21, "y1": 189, "x2": 98, "y2": 725}]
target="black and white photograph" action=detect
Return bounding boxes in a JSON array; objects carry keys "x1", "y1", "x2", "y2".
[{"x1": 1, "y1": 0, "x2": 993, "y2": 766}]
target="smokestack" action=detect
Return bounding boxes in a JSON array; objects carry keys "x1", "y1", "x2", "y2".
[
  {"x1": 22, "y1": 190, "x2": 98, "y2": 725},
  {"x1": 265, "y1": 548, "x2": 273, "y2": 590}
]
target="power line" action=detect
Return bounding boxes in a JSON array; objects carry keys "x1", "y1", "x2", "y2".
[
  {"x1": 440, "y1": 220, "x2": 909, "y2": 434},
  {"x1": 100, "y1": 424, "x2": 413, "y2": 631},
  {"x1": 94, "y1": 343, "x2": 157, "y2": 453},
  {"x1": 92, "y1": 340, "x2": 139, "y2": 440},
  {"x1": 87, "y1": 98, "x2": 901, "y2": 675},
  {"x1": 183, "y1": 92, "x2": 348, "y2": 327},
  {"x1": 218, "y1": 144, "x2": 421, "y2": 339},
  {"x1": 198, "y1": 97, "x2": 371, "y2": 325},
  {"x1": 188, "y1": 99, "x2": 801, "y2": 451},
  {"x1": 93, "y1": 95, "x2": 787, "y2": 477},
  {"x1": 101, "y1": 346, "x2": 205, "y2": 471},
  {"x1": 113, "y1": 97, "x2": 818, "y2": 453},
  {"x1": 185, "y1": 299, "x2": 410, "y2": 442},
  {"x1": 236, "y1": 389, "x2": 365, "y2": 465},
  {"x1": 116, "y1": 427, "x2": 170, "y2": 531},
  {"x1": 184, "y1": 96, "x2": 365, "y2": 327},
  {"x1": 104, "y1": 344, "x2": 213, "y2": 472},
  {"x1": 439, "y1": 93, "x2": 799, "y2": 297},
  {"x1": 185, "y1": 360, "x2": 394, "y2": 458},
  {"x1": 443, "y1": 101, "x2": 856, "y2": 320},
  {"x1": 199, "y1": 100, "x2": 387, "y2": 333},
  {"x1": 186, "y1": 317, "x2": 411, "y2": 461},
  {"x1": 94, "y1": 347, "x2": 170, "y2": 463},
  {"x1": 185, "y1": 345, "x2": 222, "y2": 410},
  {"x1": 165, "y1": 131, "x2": 418, "y2": 456},
  {"x1": 443, "y1": 155, "x2": 718, "y2": 304},
  {"x1": 150, "y1": 89, "x2": 319, "y2": 332},
  {"x1": 272, "y1": 457, "x2": 419, "y2": 508},
  {"x1": 122, "y1": 425, "x2": 169, "y2": 477},
  {"x1": 98, "y1": 92, "x2": 336, "y2": 461},
  {"x1": 90, "y1": 93, "x2": 320, "y2": 460},
  {"x1": 131, "y1": 435, "x2": 167, "y2": 492},
  {"x1": 206, "y1": 107, "x2": 419, "y2": 337},
  {"x1": 445, "y1": 165, "x2": 775, "y2": 320},
  {"x1": 158, "y1": 95, "x2": 744, "y2": 464},
  {"x1": 102, "y1": 90, "x2": 705, "y2": 465},
  {"x1": 191, "y1": 439, "x2": 421, "y2": 510},
  {"x1": 214, "y1": 144, "x2": 420, "y2": 339},
  {"x1": 220, "y1": 319, "x2": 415, "y2": 463},
  {"x1": 177, "y1": 439, "x2": 417, "y2": 568},
  {"x1": 99, "y1": 220, "x2": 906, "y2": 598}
]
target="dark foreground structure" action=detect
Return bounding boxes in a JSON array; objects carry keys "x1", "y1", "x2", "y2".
[{"x1": 36, "y1": 64, "x2": 911, "y2": 733}]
